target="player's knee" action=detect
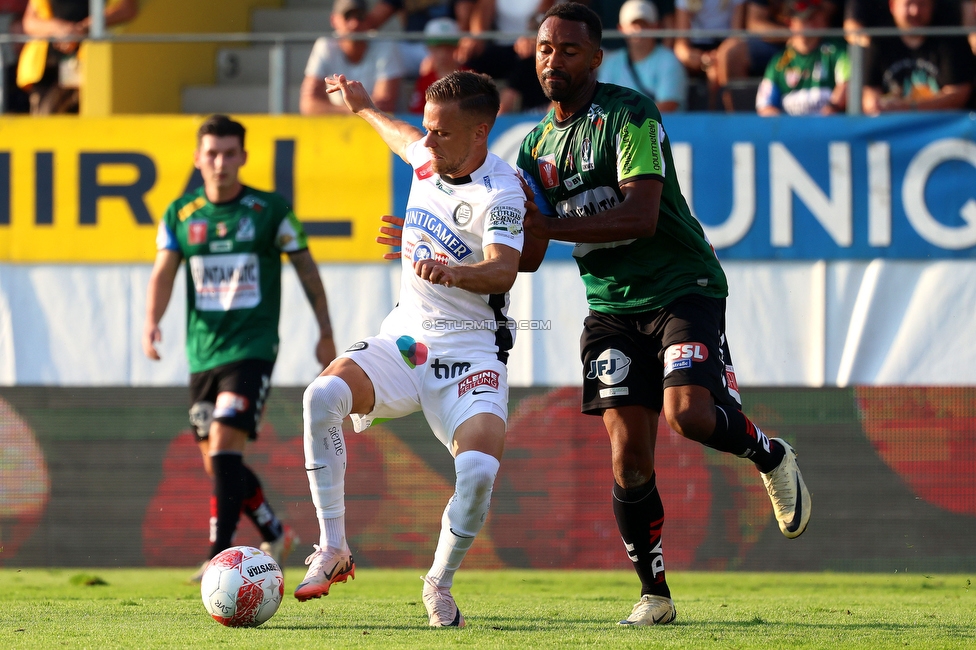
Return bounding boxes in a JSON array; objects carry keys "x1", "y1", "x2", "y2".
[
  {"x1": 455, "y1": 450, "x2": 500, "y2": 500},
  {"x1": 303, "y1": 374, "x2": 353, "y2": 424},
  {"x1": 666, "y1": 407, "x2": 713, "y2": 442}
]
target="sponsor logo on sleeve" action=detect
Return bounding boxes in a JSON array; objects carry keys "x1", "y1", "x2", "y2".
[
  {"x1": 458, "y1": 369, "x2": 500, "y2": 397},
  {"x1": 538, "y1": 154, "x2": 559, "y2": 189},
  {"x1": 214, "y1": 392, "x2": 249, "y2": 418},
  {"x1": 487, "y1": 206, "x2": 523, "y2": 236},
  {"x1": 585, "y1": 348, "x2": 631, "y2": 385},
  {"x1": 188, "y1": 221, "x2": 208, "y2": 245},
  {"x1": 483, "y1": 175, "x2": 493, "y2": 192},
  {"x1": 416, "y1": 160, "x2": 434, "y2": 180},
  {"x1": 663, "y1": 342, "x2": 709, "y2": 376}
]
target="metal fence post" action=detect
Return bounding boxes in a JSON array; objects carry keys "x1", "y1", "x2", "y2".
[
  {"x1": 89, "y1": 0, "x2": 105, "y2": 39},
  {"x1": 847, "y1": 40, "x2": 863, "y2": 116},
  {"x1": 269, "y1": 40, "x2": 286, "y2": 115}
]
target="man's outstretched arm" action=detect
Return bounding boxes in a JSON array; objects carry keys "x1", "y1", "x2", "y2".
[{"x1": 326, "y1": 74, "x2": 424, "y2": 162}]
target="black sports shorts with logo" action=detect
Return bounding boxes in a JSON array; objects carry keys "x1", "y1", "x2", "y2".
[
  {"x1": 188, "y1": 358, "x2": 274, "y2": 441},
  {"x1": 580, "y1": 293, "x2": 741, "y2": 415}
]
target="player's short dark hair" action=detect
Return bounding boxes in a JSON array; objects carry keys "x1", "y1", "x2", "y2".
[
  {"x1": 543, "y1": 1, "x2": 603, "y2": 48},
  {"x1": 425, "y1": 71, "x2": 500, "y2": 127},
  {"x1": 197, "y1": 114, "x2": 246, "y2": 149}
]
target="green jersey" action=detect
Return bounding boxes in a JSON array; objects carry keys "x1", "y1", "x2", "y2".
[
  {"x1": 755, "y1": 40, "x2": 849, "y2": 115},
  {"x1": 156, "y1": 186, "x2": 308, "y2": 373},
  {"x1": 517, "y1": 82, "x2": 727, "y2": 314}
]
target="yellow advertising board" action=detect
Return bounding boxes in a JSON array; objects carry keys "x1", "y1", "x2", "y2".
[{"x1": 0, "y1": 116, "x2": 391, "y2": 262}]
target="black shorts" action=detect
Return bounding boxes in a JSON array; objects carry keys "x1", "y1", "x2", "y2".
[
  {"x1": 188, "y1": 358, "x2": 275, "y2": 441},
  {"x1": 580, "y1": 294, "x2": 741, "y2": 415}
]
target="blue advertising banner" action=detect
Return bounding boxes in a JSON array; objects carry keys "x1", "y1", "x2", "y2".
[{"x1": 392, "y1": 112, "x2": 976, "y2": 260}]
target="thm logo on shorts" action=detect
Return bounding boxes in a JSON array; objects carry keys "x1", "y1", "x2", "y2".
[{"x1": 586, "y1": 348, "x2": 631, "y2": 386}]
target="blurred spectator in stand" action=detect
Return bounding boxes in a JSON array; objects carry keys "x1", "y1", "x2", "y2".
[
  {"x1": 498, "y1": 12, "x2": 550, "y2": 113},
  {"x1": 673, "y1": 0, "x2": 747, "y2": 109},
  {"x1": 845, "y1": 0, "x2": 968, "y2": 47},
  {"x1": 460, "y1": 0, "x2": 555, "y2": 79},
  {"x1": 16, "y1": 0, "x2": 138, "y2": 115},
  {"x1": 594, "y1": 0, "x2": 676, "y2": 50},
  {"x1": 756, "y1": 0, "x2": 849, "y2": 114},
  {"x1": 862, "y1": 0, "x2": 974, "y2": 113},
  {"x1": 301, "y1": 0, "x2": 403, "y2": 115},
  {"x1": 716, "y1": 0, "x2": 792, "y2": 110},
  {"x1": 408, "y1": 17, "x2": 470, "y2": 113},
  {"x1": 362, "y1": 0, "x2": 474, "y2": 76},
  {"x1": 965, "y1": 0, "x2": 975, "y2": 53},
  {"x1": 598, "y1": 0, "x2": 687, "y2": 111},
  {"x1": 1, "y1": 0, "x2": 29, "y2": 113}
]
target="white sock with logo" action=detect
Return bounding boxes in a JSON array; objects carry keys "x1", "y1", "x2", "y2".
[
  {"x1": 426, "y1": 450, "x2": 500, "y2": 588},
  {"x1": 303, "y1": 375, "x2": 353, "y2": 552}
]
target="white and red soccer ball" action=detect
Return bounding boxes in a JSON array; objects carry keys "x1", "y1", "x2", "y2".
[{"x1": 200, "y1": 546, "x2": 284, "y2": 627}]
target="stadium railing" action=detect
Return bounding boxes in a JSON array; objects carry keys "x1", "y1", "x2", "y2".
[{"x1": 1, "y1": 25, "x2": 974, "y2": 115}]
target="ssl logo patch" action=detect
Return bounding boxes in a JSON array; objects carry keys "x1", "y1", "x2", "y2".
[{"x1": 664, "y1": 342, "x2": 708, "y2": 376}]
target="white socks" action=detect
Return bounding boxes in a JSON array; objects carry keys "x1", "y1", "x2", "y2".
[
  {"x1": 426, "y1": 450, "x2": 500, "y2": 588},
  {"x1": 303, "y1": 375, "x2": 353, "y2": 551}
]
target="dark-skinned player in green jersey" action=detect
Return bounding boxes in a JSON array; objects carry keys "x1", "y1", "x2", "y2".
[
  {"x1": 143, "y1": 115, "x2": 336, "y2": 581},
  {"x1": 517, "y1": 2, "x2": 811, "y2": 626}
]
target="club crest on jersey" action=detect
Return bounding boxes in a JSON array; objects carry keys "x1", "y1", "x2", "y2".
[
  {"x1": 664, "y1": 342, "x2": 709, "y2": 375},
  {"x1": 586, "y1": 348, "x2": 631, "y2": 385},
  {"x1": 188, "y1": 221, "x2": 208, "y2": 245},
  {"x1": 416, "y1": 161, "x2": 434, "y2": 180},
  {"x1": 538, "y1": 154, "x2": 559, "y2": 189},
  {"x1": 453, "y1": 202, "x2": 473, "y2": 226},
  {"x1": 236, "y1": 217, "x2": 255, "y2": 241},
  {"x1": 581, "y1": 138, "x2": 595, "y2": 171}
]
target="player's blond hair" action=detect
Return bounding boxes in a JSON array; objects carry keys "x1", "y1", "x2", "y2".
[{"x1": 426, "y1": 71, "x2": 500, "y2": 127}]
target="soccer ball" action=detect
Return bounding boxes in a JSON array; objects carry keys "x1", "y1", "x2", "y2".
[{"x1": 200, "y1": 546, "x2": 284, "y2": 627}]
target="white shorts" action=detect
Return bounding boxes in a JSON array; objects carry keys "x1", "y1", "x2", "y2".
[{"x1": 340, "y1": 331, "x2": 508, "y2": 451}]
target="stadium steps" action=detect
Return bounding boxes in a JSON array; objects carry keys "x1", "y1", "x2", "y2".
[{"x1": 181, "y1": 0, "x2": 334, "y2": 114}]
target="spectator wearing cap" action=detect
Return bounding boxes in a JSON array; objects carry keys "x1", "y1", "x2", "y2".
[
  {"x1": 756, "y1": 0, "x2": 849, "y2": 115},
  {"x1": 598, "y1": 0, "x2": 687, "y2": 111},
  {"x1": 361, "y1": 0, "x2": 474, "y2": 76},
  {"x1": 862, "y1": 0, "x2": 974, "y2": 113},
  {"x1": 300, "y1": 0, "x2": 403, "y2": 115},
  {"x1": 408, "y1": 17, "x2": 471, "y2": 114}
]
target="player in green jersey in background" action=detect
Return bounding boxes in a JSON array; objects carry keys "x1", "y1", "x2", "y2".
[
  {"x1": 517, "y1": 3, "x2": 811, "y2": 626},
  {"x1": 143, "y1": 115, "x2": 335, "y2": 580}
]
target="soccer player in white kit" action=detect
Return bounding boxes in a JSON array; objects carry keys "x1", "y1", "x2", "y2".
[{"x1": 295, "y1": 71, "x2": 535, "y2": 628}]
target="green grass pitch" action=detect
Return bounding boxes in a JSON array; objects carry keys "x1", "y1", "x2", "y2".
[{"x1": 1, "y1": 568, "x2": 973, "y2": 649}]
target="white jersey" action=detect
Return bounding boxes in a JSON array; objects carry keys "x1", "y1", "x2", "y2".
[{"x1": 380, "y1": 139, "x2": 526, "y2": 361}]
